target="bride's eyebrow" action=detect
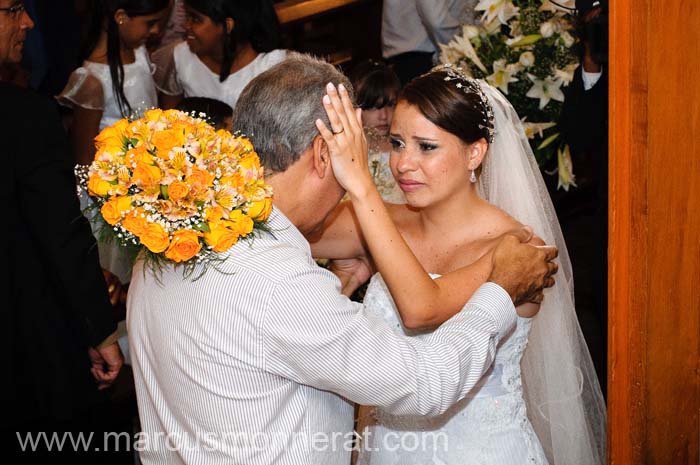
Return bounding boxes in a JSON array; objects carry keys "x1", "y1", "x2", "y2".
[{"x1": 412, "y1": 136, "x2": 439, "y2": 143}]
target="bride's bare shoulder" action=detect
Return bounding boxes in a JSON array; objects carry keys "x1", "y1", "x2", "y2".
[{"x1": 385, "y1": 203, "x2": 420, "y2": 229}]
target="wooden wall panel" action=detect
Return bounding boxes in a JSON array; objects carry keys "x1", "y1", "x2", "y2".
[{"x1": 609, "y1": 0, "x2": 700, "y2": 463}]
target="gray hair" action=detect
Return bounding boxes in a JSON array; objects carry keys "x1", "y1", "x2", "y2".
[{"x1": 232, "y1": 53, "x2": 353, "y2": 174}]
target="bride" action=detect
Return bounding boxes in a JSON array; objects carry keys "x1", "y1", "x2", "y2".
[{"x1": 311, "y1": 65, "x2": 606, "y2": 464}]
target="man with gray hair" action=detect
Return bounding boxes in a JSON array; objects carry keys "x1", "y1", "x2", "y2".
[{"x1": 128, "y1": 53, "x2": 554, "y2": 465}]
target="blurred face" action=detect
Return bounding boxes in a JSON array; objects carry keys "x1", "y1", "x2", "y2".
[
  {"x1": 0, "y1": 0, "x2": 34, "y2": 66},
  {"x1": 389, "y1": 101, "x2": 472, "y2": 208},
  {"x1": 118, "y1": 9, "x2": 168, "y2": 49},
  {"x1": 362, "y1": 100, "x2": 395, "y2": 136},
  {"x1": 184, "y1": 6, "x2": 225, "y2": 57}
]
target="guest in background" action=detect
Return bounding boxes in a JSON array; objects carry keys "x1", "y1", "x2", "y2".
[
  {"x1": 0, "y1": 2, "x2": 123, "y2": 462},
  {"x1": 19, "y1": 0, "x2": 83, "y2": 98},
  {"x1": 348, "y1": 59, "x2": 404, "y2": 203},
  {"x1": 558, "y1": 0, "x2": 608, "y2": 391},
  {"x1": 381, "y1": 0, "x2": 478, "y2": 85},
  {"x1": 175, "y1": 95, "x2": 233, "y2": 130},
  {"x1": 57, "y1": 0, "x2": 169, "y2": 285},
  {"x1": 152, "y1": 0, "x2": 285, "y2": 110},
  {"x1": 146, "y1": 0, "x2": 186, "y2": 52}
]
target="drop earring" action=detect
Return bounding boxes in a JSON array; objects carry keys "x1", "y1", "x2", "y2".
[{"x1": 470, "y1": 169, "x2": 477, "y2": 183}]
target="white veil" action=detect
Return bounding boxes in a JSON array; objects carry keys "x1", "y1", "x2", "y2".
[{"x1": 477, "y1": 82, "x2": 607, "y2": 465}]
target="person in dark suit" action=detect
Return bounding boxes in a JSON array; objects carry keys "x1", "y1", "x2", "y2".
[
  {"x1": 0, "y1": 1, "x2": 124, "y2": 461},
  {"x1": 557, "y1": 0, "x2": 608, "y2": 393}
]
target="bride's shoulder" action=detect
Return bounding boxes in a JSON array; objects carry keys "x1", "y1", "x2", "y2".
[
  {"x1": 385, "y1": 203, "x2": 420, "y2": 229},
  {"x1": 479, "y1": 202, "x2": 524, "y2": 236}
]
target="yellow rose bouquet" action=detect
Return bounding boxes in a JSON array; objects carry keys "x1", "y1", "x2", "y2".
[{"x1": 77, "y1": 109, "x2": 273, "y2": 277}]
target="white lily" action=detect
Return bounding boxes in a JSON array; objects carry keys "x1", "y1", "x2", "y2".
[
  {"x1": 559, "y1": 30, "x2": 576, "y2": 48},
  {"x1": 526, "y1": 74, "x2": 565, "y2": 109},
  {"x1": 445, "y1": 34, "x2": 487, "y2": 73},
  {"x1": 519, "y1": 51, "x2": 536, "y2": 67},
  {"x1": 556, "y1": 144, "x2": 577, "y2": 191},
  {"x1": 475, "y1": 0, "x2": 520, "y2": 25},
  {"x1": 540, "y1": 20, "x2": 557, "y2": 38},
  {"x1": 539, "y1": 0, "x2": 575, "y2": 13},
  {"x1": 482, "y1": 17, "x2": 503, "y2": 35},
  {"x1": 521, "y1": 119, "x2": 557, "y2": 139},
  {"x1": 462, "y1": 24, "x2": 481, "y2": 40},
  {"x1": 486, "y1": 59, "x2": 521, "y2": 94},
  {"x1": 553, "y1": 62, "x2": 579, "y2": 86},
  {"x1": 438, "y1": 43, "x2": 463, "y2": 66}
]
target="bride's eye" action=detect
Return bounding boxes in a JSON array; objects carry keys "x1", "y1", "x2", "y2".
[
  {"x1": 389, "y1": 138, "x2": 405, "y2": 150},
  {"x1": 419, "y1": 142, "x2": 438, "y2": 152}
]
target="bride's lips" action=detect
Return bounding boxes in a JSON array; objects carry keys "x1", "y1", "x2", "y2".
[{"x1": 397, "y1": 179, "x2": 424, "y2": 192}]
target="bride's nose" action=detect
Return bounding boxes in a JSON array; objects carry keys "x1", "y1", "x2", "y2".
[{"x1": 394, "y1": 151, "x2": 418, "y2": 173}]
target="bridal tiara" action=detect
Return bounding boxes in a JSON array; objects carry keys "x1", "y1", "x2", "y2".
[{"x1": 431, "y1": 63, "x2": 496, "y2": 144}]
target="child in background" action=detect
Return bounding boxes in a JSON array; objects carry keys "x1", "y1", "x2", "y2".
[
  {"x1": 58, "y1": 0, "x2": 169, "y2": 167},
  {"x1": 348, "y1": 59, "x2": 404, "y2": 203},
  {"x1": 58, "y1": 0, "x2": 170, "y2": 293},
  {"x1": 153, "y1": 0, "x2": 286, "y2": 111},
  {"x1": 176, "y1": 96, "x2": 233, "y2": 130}
]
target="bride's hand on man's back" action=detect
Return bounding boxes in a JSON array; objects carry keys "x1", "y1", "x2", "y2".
[{"x1": 487, "y1": 227, "x2": 559, "y2": 312}]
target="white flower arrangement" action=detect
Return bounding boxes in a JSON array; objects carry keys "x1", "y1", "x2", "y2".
[{"x1": 440, "y1": 0, "x2": 580, "y2": 190}]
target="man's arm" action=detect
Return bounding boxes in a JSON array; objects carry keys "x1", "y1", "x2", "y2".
[
  {"x1": 262, "y1": 266, "x2": 515, "y2": 417},
  {"x1": 415, "y1": 0, "x2": 462, "y2": 51}
]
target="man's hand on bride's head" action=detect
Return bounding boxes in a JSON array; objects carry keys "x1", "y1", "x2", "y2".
[{"x1": 487, "y1": 227, "x2": 559, "y2": 311}]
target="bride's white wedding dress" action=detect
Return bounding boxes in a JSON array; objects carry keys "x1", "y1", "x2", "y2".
[{"x1": 357, "y1": 273, "x2": 549, "y2": 465}]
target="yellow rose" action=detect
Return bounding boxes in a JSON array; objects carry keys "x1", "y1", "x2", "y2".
[
  {"x1": 100, "y1": 196, "x2": 132, "y2": 226},
  {"x1": 238, "y1": 151, "x2": 261, "y2": 172},
  {"x1": 152, "y1": 129, "x2": 185, "y2": 157},
  {"x1": 219, "y1": 172, "x2": 244, "y2": 192},
  {"x1": 131, "y1": 161, "x2": 162, "y2": 189},
  {"x1": 204, "y1": 206, "x2": 225, "y2": 222},
  {"x1": 167, "y1": 181, "x2": 189, "y2": 202},
  {"x1": 94, "y1": 119, "x2": 128, "y2": 152},
  {"x1": 122, "y1": 208, "x2": 148, "y2": 236},
  {"x1": 143, "y1": 108, "x2": 163, "y2": 122},
  {"x1": 204, "y1": 222, "x2": 239, "y2": 253},
  {"x1": 140, "y1": 223, "x2": 170, "y2": 253},
  {"x1": 87, "y1": 173, "x2": 112, "y2": 197},
  {"x1": 165, "y1": 229, "x2": 202, "y2": 262},
  {"x1": 222, "y1": 210, "x2": 254, "y2": 237},
  {"x1": 246, "y1": 197, "x2": 273, "y2": 221},
  {"x1": 126, "y1": 145, "x2": 154, "y2": 166},
  {"x1": 186, "y1": 166, "x2": 214, "y2": 187}
]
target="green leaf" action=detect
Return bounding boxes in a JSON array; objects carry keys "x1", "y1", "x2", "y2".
[
  {"x1": 193, "y1": 222, "x2": 211, "y2": 233},
  {"x1": 537, "y1": 132, "x2": 560, "y2": 150},
  {"x1": 509, "y1": 34, "x2": 542, "y2": 48},
  {"x1": 160, "y1": 184, "x2": 169, "y2": 199}
]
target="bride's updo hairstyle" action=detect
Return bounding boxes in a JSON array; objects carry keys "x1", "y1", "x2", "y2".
[{"x1": 399, "y1": 66, "x2": 495, "y2": 146}]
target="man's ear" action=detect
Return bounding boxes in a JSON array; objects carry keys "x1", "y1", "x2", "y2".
[
  {"x1": 225, "y1": 18, "x2": 235, "y2": 35},
  {"x1": 311, "y1": 135, "x2": 331, "y2": 178},
  {"x1": 467, "y1": 138, "x2": 488, "y2": 171}
]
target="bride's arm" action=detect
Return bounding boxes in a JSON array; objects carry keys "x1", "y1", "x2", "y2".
[{"x1": 316, "y1": 83, "x2": 496, "y2": 329}]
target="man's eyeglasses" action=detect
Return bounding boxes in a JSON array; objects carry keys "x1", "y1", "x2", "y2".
[{"x1": 0, "y1": 3, "x2": 25, "y2": 17}]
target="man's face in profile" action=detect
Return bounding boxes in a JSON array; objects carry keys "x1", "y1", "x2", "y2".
[{"x1": 0, "y1": 0, "x2": 33, "y2": 66}]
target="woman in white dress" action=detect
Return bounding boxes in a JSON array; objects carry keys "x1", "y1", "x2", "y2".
[
  {"x1": 152, "y1": 0, "x2": 286, "y2": 111},
  {"x1": 58, "y1": 0, "x2": 169, "y2": 284},
  {"x1": 311, "y1": 67, "x2": 606, "y2": 465}
]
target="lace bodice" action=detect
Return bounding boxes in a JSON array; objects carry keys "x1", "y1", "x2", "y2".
[{"x1": 358, "y1": 273, "x2": 548, "y2": 465}]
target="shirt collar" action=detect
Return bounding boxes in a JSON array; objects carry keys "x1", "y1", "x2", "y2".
[{"x1": 265, "y1": 207, "x2": 312, "y2": 256}]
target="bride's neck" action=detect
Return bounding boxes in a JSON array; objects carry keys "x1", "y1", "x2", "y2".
[{"x1": 415, "y1": 187, "x2": 488, "y2": 239}]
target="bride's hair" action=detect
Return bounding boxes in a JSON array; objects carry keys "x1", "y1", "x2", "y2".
[{"x1": 399, "y1": 69, "x2": 494, "y2": 146}]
